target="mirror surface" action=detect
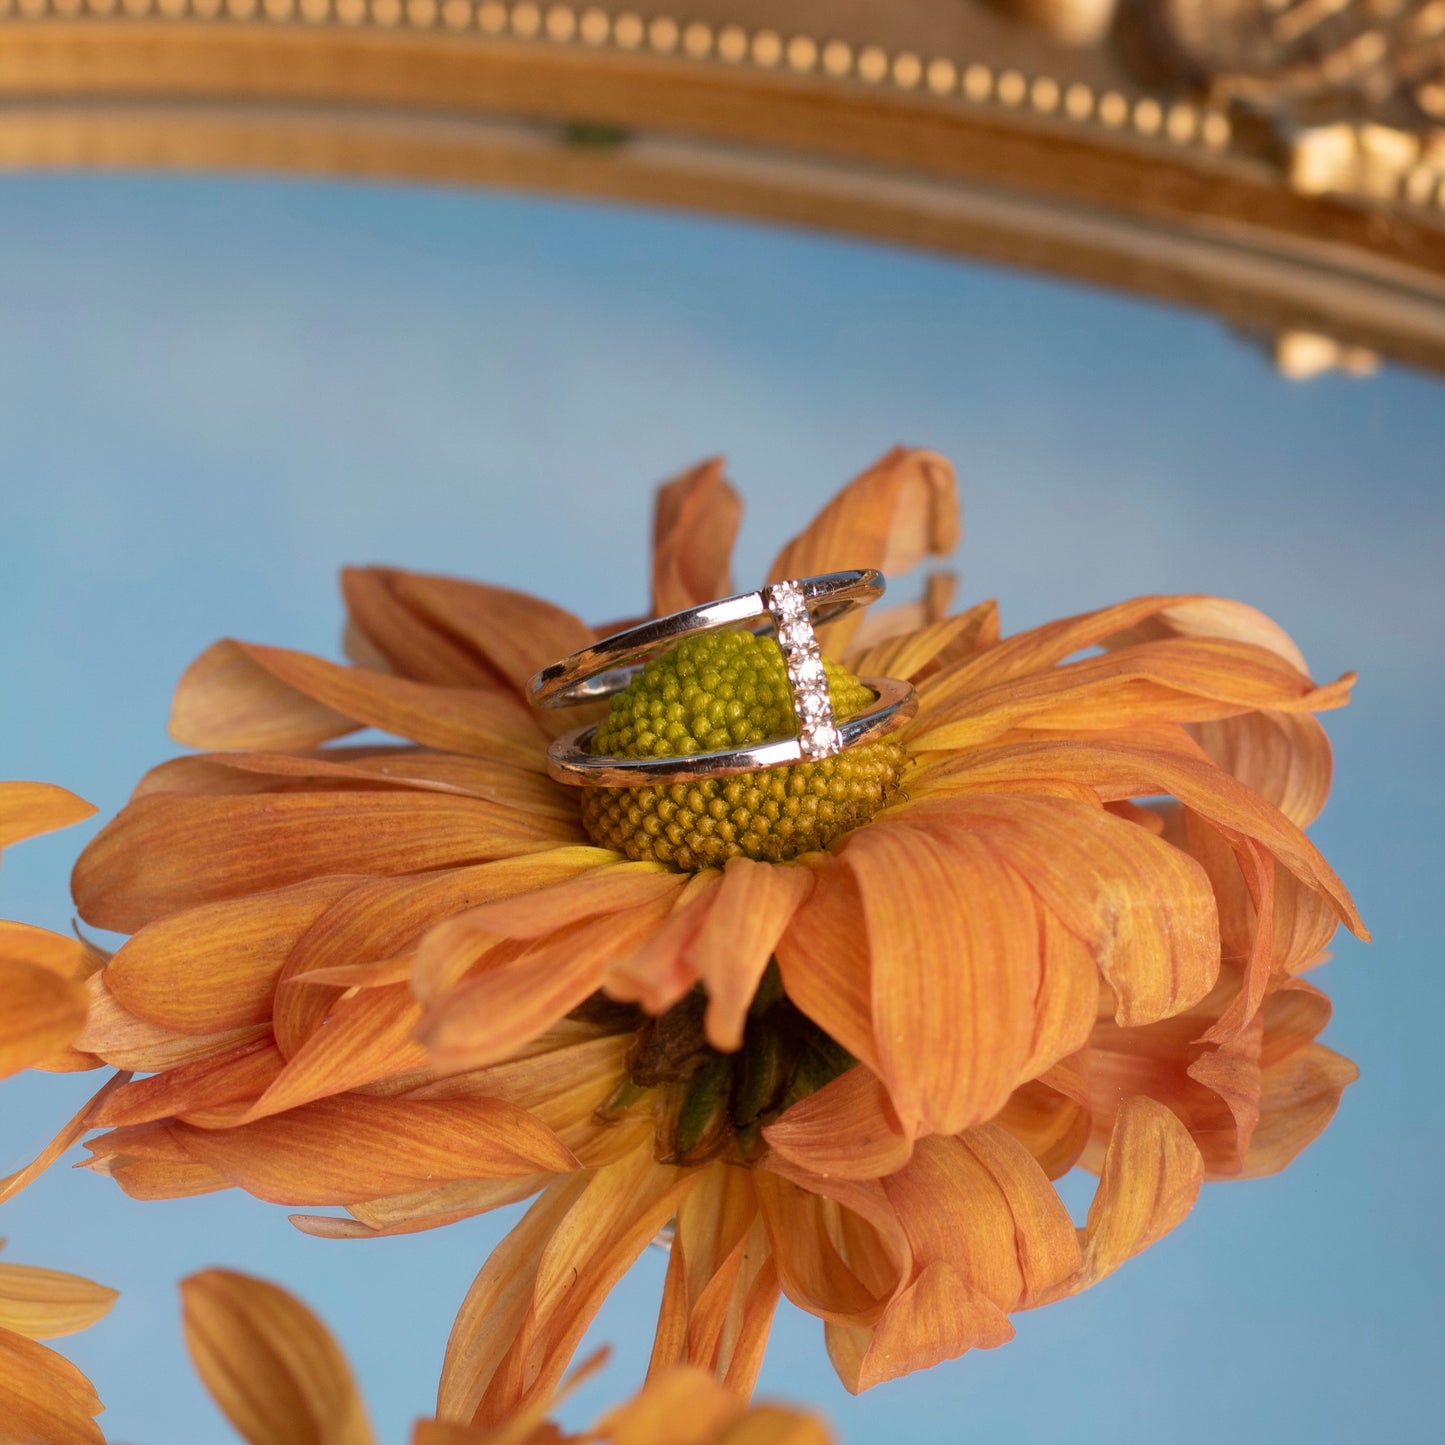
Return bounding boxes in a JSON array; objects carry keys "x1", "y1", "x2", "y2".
[{"x1": 1, "y1": 171, "x2": 1438, "y2": 1444}]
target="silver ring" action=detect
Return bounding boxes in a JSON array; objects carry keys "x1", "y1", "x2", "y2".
[
  {"x1": 545, "y1": 674, "x2": 917, "y2": 787},
  {"x1": 526, "y1": 569, "x2": 885, "y2": 709}
]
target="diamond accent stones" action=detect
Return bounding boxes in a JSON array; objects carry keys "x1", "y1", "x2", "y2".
[{"x1": 764, "y1": 580, "x2": 842, "y2": 761}]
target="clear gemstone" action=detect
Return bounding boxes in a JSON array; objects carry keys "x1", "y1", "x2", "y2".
[
  {"x1": 796, "y1": 689, "x2": 832, "y2": 721},
  {"x1": 802, "y1": 724, "x2": 841, "y2": 758},
  {"x1": 776, "y1": 618, "x2": 814, "y2": 651},
  {"x1": 768, "y1": 582, "x2": 808, "y2": 619}
]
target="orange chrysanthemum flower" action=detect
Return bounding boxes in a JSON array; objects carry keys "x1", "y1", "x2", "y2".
[
  {"x1": 52, "y1": 450, "x2": 1362, "y2": 1404},
  {"x1": 181, "y1": 1267, "x2": 830, "y2": 1445},
  {"x1": 69, "y1": 451, "x2": 1361, "y2": 1147},
  {"x1": 0, "y1": 1242, "x2": 115, "y2": 1445}
]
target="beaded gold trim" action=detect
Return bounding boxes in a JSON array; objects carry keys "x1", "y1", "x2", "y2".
[{"x1": 0, "y1": 0, "x2": 1237, "y2": 160}]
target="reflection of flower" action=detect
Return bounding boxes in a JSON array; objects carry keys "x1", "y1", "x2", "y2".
[
  {"x1": 181, "y1": 1267, "x2": 831, "y2": 1445},
  {"x1": 62, "y1": 450, "x2": 1362, "y2": 1403},
  {"x1": 0, "y1": 1242, "x2": 115, "y2": 1445}
]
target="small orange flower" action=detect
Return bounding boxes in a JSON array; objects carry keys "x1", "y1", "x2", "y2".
[{"x1": 0, "y1": 1242, "x2": 116, "y2": 1445}]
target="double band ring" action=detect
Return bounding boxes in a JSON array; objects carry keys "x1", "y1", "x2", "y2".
[{"x1": 527, "y1": 570, "x2": 918, "y2": 787}]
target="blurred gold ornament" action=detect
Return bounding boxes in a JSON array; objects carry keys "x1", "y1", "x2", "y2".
[{"x1": 1, "y1": 2, "x2": 1443, "y2": 372}]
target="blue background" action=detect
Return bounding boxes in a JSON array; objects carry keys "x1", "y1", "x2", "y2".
[{"x1": 1, "y1": 175, "x2": 1440, "y2": 1443}]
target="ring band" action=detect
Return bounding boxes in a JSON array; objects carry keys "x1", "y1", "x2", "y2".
[
  {"x1": 526, "y1": 569, "x2": 885, "y2": 709},
  {"x1": 545, "y1": 674, "x2": 918, "y2": 787},
  {"x1": 528, "y1": 569, "x2": 915, "y2": 788}
]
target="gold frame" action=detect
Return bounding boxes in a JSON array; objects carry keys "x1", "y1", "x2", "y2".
[{"x1": 3, "y1": 3, "x2": 1444, "y2": 375}]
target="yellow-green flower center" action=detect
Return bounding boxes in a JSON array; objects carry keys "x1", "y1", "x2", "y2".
[{"x1": 578, "y1": 630, "x2": 906, "y2": 870}]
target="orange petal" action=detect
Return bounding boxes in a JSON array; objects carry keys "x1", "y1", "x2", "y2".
[
  {"x1": 0, "y1": 961, "x2": 88, "y2": 1081},
  {"x1": 135, "y1": 747, "x2": 577, "y2": 821},
  {"x1": 240, "y1": 984, "x2": 427, "y2": 1121},
  {"x1": 825, "y1": 1261, "x2": 1012, "y2": 1394},
  {"x1": 409, "y1": 1030, "x2": 631, "y2": 1168},
  {"x1": 1174, "y1": 802, "x2": 1340, "y2": 987},
  {"x1": 766, "y1": 448, "x2": 959, "y2": 654},
  {"x1": 763, "y1": 1067, "x2": 912, "y2": 1181},
  {"x1": 181, "y1": 1268, "x2": 376, "y2": 1445},
  {"x1": 754, "y1": 1165, "x2": 906, "y2": 1326},
  {"x1": 379, "y1": 571, "x2": 594, "y2": 702},
  {"x1": 0, "y1": 1329, "x2": 106, "y2": 1445},
  {"x1": 419, "y1": 898, "x2": 679, "y2": 1073},
  {"x1": 600, "y1": 1363, "x2": 746, "y2": 1444},
  {"x1": 905, "y1": 795, "x2": 1220, "y2": 1029},
  {"x1": 845, "y1": 572, "x2": 957, "y2": 655},
  {"x1": 656, "y1": 459, "x2": 745, "y2": 618},
  {"x1": 884, "y1": 1129, "x2": 1081, "y2": 1313},
  {"x1": 82, "y1": 1120, "x2": 229, "y2": 1198},
  {"x1": 1189, "y1": 710, "x2": 1333, "y2": 827},
  {"x1": 773, "y1": 859, "x2": 878, "y2": 1073},
  {"x1": 842, "y1": 820, "x2": 1041, "y2": 1137},
  {"x1": 75, "y1": 973, "x2": 266, "y2": 1071},
  {"x1": 292, "y1": 1174, "x2": 550, "y2": 1240},
  {"x1": 1078, "y1": 982, "x2": 1259, "y2": 1176},
  {"x1": 0, "y1": 782, "x2": 95, "y2": 854},
  {"x1": 279, "y1": 850, "x2": 615, "y2": 1055},
  {"x1": 105, "y1": 876, "x2": 362, "y2": 1033},
  {"x1": 716, "y1": 1253, "x2": 784, "y2": 1400},
  {"x1": 847, "y1": 605, "x2": 991, "y2": 686},
  {"x1": 0, "y1": 1263, "x2": 118, "y2": 1341},
  {"x1": 412, "y1": 1350, "x2": 609, "y2": 1445},
  {"x1": 422, "y1": 862, "x2": 680, "y2": 949},
  {"x1": 343, "y1": 566, "x2": 507, "y2": 688},
  {"x1": 92, "y1": 1035, "x2": 284, "y2": 1128},
  {"x1": 1069, "y1": 1096, "x2": 1204, "y2": 1295},
  {"x1": 1103, "y1": 594, "x2": 1310, "y2": 672},
  {"x1": 1023, "y1": 907, "x2": 1101, "y2": 1079},
  {"x1": 0, "y1": 921, "x2": 94, "y2": 979},
  {"x1": 649, "y1": 1167, "x2": 772, "y2": 1386},
  {"x1": 930, "y1": 593, "x2": 1290, "y2": 694},
  {"x1": 928, "y1": 740, "x2": 1366, "y2": 941},
  {"x1": 165, "y1": 1094, "x2": 578, "y2": 1204},
  {"x1": 73, "y1": 789, "x2": 574, "y2": 933},
  {"x1": 992, "y1": 1076, "x2": 1091, "y2": 1181},
  {"x1": 915, "y1": 638, "x2": 1354, "y2": 753},
  {"x1": 440, "y1": 1156, "x2": 700, "y2": 1428},
  {"x1": 171, "y1": 640, "x2": 544, "y2": 765},
  {"x1": 1241, "y1": 1042, "x2": 1357, "y2": 1178},
  {"x1": 602, "y1": 870, "x2": 721, "y2": 1016},
  {"x1": 691, "y1": 859, "x2": 814, "y2": 1052},
  {"x1": 650, "y1": 458, "x2": 743, "y2": 618}
]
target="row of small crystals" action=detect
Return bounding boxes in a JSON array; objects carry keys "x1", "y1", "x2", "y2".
[
  {"x1": 0, "y1": 0, "x2": 1234, "y2": 155},
  {"x1": 765, "y1": 581, "x2": 840, "y2": 762}
]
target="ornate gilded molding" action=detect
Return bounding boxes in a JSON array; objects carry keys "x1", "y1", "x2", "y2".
[{"x1": 2, "y1": 1, "x2": 1444, "y2": 376}]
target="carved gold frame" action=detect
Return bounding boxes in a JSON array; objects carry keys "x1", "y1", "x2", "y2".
[{"x1": 3, "y1": 2, "x2": 1445, "y2": 375}]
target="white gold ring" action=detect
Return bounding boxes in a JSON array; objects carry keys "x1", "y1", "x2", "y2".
[{"x1": 527, "y1": 570, "x2": 916, "y2": 788}]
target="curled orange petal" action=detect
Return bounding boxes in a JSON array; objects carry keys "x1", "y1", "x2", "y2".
[
  {"x1": 651, "y1": 458, "x2": 743, "y2": 618},
  {"x1": 1069, "y1": 1096, "x2": 1204, "y2": 1295},
  {"x1": 766, "y1": 448, "x2": 959, "y2": 654}
]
